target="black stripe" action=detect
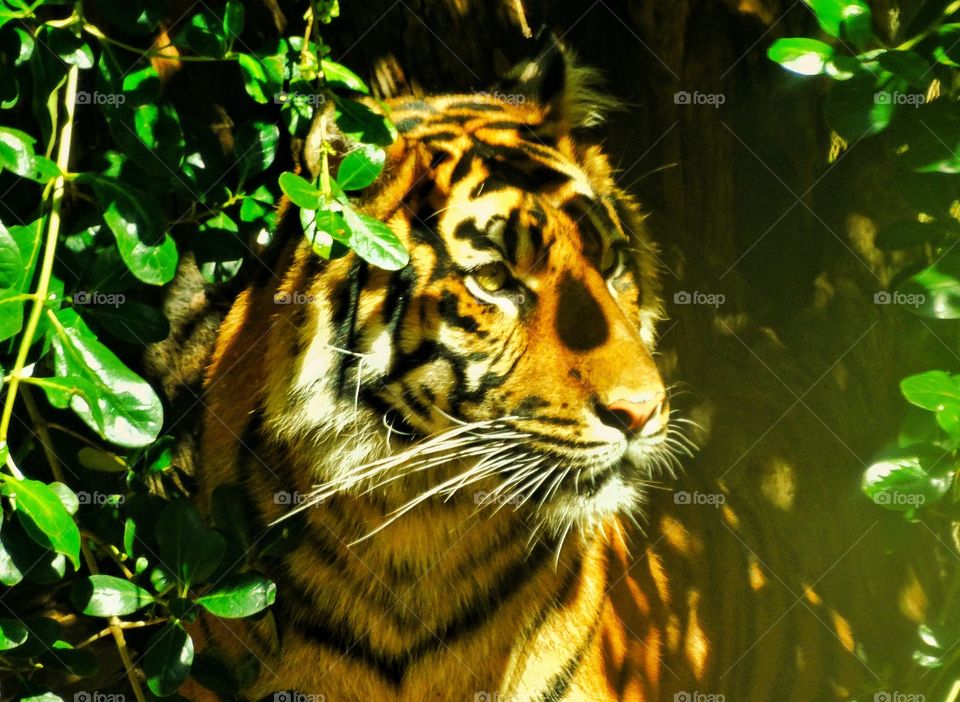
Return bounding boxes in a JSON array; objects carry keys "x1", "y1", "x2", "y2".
[
  {"x1": 537, "y1": 610, "x2": 602, "y2": 702},
  {"x1": 294, "y1": 539, "x2": 553, "y2": 684},
  {"x1": 528, "y1": 434, "x2": 608, "y2": 449},
  {"x1": 445, "y1": 100, "x2": 506, "y2": 112},
  {"x1": 382, "y1": 265, "x2": 416, "y2": 336},
  {"x1": 332, "y1": 258, "x2": 368, "y2": 396},
  {"x1": 438, "y1": 290, "x2": 485, "y2": 335}
]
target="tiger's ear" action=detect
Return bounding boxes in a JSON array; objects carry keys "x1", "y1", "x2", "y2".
[{"x1": 501, "y1": 32, "x2": 616, "y2": 132}]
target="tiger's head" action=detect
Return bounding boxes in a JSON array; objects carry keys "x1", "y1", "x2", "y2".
[{"x1": 266, "y1": 46, "x2": 678, "y2": 537}]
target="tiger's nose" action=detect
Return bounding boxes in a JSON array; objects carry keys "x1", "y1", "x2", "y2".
[{"x1": 601, "y1": 394, "x2": 666, "y2": 436}]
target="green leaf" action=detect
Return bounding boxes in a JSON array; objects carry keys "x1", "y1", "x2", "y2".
[
  {"x1": 0, "y1": 476, "x2": 80, "y2": 568},
  {"x1": 877, "y1": 50, "x2": 932, "y2": 89},
  {"x1": 87, "y1": 300, "x2": 171, "y2": 344},
  {"x1": 824, "y1": 71, "x2": 893, "y2": 139},
  {"x1": 121, "y1": 65, "x2": 162, "y2": 104},
  {"x1": 240, "y1": 196, "x2": 270, "y2": 223},
  {"x1": 767, "y1": 38, "x2": 835, "y2": 76},
  {"x1": 131, "y1": 102, "x2": 185, "y2": 171},
  {"x1": 334, "y1": 97, "x2": 397, "y2": 147},
  {"x1": 177, "y1": 11, "x2": 227, "y2": 57},
  {"x1": 901, "y1": 370, "x2": 960, "y2": 411},
  {"x1": 89, "y1": 176, "x2": 178, "y2": 285},
  {"x1": 46, "y1": 27, "x2": 93, "y2": 68},
  {"x1": 223, "y1": 0, "x2": 245, "y2": 41},
  {"x1": 279, "y1": 171, "x2": 324, "y2": 209},
  {"x1": 803, "y1": 0, "x2": 871, "y2": 44},
  {"x1": 19, "y1": 692, "x2": 63, "y2": 702},
  {"x1": 77, "y1": 447, "x2": 128, "y2": 473},
  {"x1": 936, "y1": 24, "x2": 960, "y2": 67},
  {"x1": 0, "y1": 287, "x2": 26, "y2": 341},
  {"x1": 862, "y1": 445, "x2": 953, "y2": 511},
  {"x1": 897, "y1": 254, "x2": 960, "y2": 319},
  {"x1": 195, "y1": 212, "x2": 244, "y2": 283},
  {"x1": 301, "y1": 206, "x2": 349, "y2": 259},
  {"x1": 9, "y1": 217, "x2": 43, "y2": 292},
  {"x1": 48, "y1": 308, "x2": 163, "y2": 447},
  {"x1": 0, "y1": 126, "x2": 36, "y2": 176},
  {"x1": 96, "y1": 0, "x2": 162, "y2": 35},
  {"x1": 237, "y1": 52, "x2": 284, "y2": 105},
  {"x1": 50, "y1": 482, "x2": 79, "y2": 515},
  {"x1": 144, "y1": 623, "x2": 194, "y2": 697},
  {"x1": 0, "y1": 617, "x2": 28, "y2": 651},
  {"x1": 235, "y1": 121, "x2": 279, "y2": 185},
  {"x1": 71, "y1": 574, "x2": 156, "y2": 616},
  {"x1": 0, "y1": 221, "x2": 23, "y2": 287},
  {"x1": 155, "y1": 500, "x2": 225, "y2": 587},
  {"x1": 337, "y1": 144, "x2": 385, "y2": 190},
  {"x1": 124, "y1": 518, "x2": 138, "y2": 559},
  {"x1": 321, "y1": 59, "x2": 369, "y2": 94},
  {"x1": 196, "y1": 574, "x2": 277, "y2": 618},
  {"x1": 342, "y1": 205, "x2": 409, "y2": 270}
]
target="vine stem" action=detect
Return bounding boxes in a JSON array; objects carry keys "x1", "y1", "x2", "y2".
[{"x1": 0, "y1": 64, "x2": 79, "y2": 449}]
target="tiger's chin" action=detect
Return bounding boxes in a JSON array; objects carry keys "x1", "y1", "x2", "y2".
[
  {"x1": 533, "y1": 442, "x2": 669, "y2": 540},
  {"x1": 537, "y1": 470, "x2": 643, "y2": 539}
]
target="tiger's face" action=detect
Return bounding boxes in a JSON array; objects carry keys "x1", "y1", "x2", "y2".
[{"x1": 271, "y1": 50, "x2": 675, "y2": 535}]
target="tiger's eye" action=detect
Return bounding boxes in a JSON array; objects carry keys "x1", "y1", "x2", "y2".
[
  {"x1": 601, "y1": 247, "x2": 622, "y2": 277},
  {"x1": 473, "y1": 262, "x2": 510, "y2": 292}
]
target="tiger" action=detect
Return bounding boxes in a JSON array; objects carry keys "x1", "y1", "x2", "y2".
[{"x1": 148, "y1": 39, "x2": 689, "y2": 702}]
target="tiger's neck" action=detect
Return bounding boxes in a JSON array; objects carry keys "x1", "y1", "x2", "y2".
[{"x1": 239, "y1": 445, "x2": 617, "y2": 700}]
